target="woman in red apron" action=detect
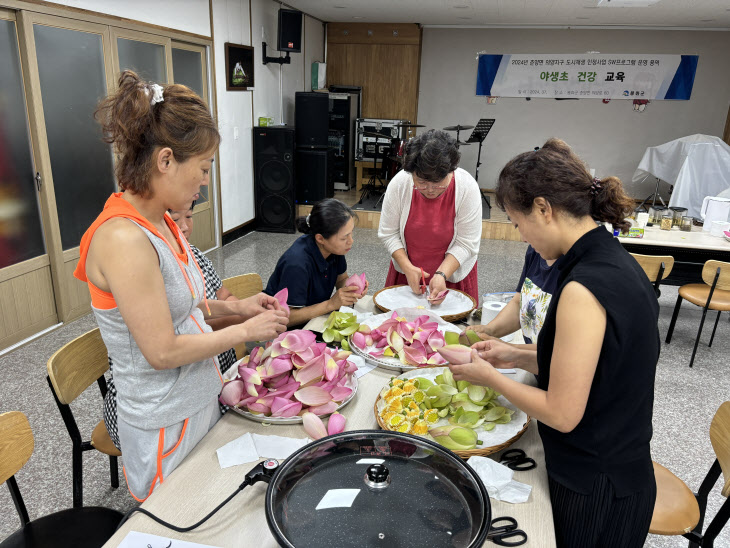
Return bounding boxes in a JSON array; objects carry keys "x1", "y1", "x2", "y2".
[{"x1": 379, "y1": 129, "x2": 482, "y2": 303}]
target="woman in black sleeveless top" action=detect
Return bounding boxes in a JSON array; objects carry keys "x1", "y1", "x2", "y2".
[{"x1": 448, "y1": 138, "x2": 659, "y2": 548}]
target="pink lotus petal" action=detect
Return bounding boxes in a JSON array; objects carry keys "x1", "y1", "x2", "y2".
[
  {"x1": 391, "y1": 311, "x2": 398, "y2": 320},
  {"x1": 273, "y1": 288, "x2": 290, "y2": 314},
  {"x1": 370, "y1": 328, "x2": 382, "y2": 341},
  {"x1": 248, "y1": 346, "x2": 263, "y2": 367},
  {"x1": 352, "y1": 331, "x2": 367, "y2": 349},
  {"x1": 266, "y1": 373, "x2": 290, "y2": 389},
  {"x1": 357, "y1": 324, "x2": 371, "y2": 334},
  {"x1": 279, "y1": 329, "x2": 316, "y2": 353},
  {"x1": 436, "y1": 344, "x2": 473, "y2": 365},
  {"x1": 265, "y1": 355, "x2": 293, "y2": 378},
  {"x1": 427, "y1": 330, "x2": 445, "y2": 350},
  {"x1": 402, "y1": 346, "x2": 427, "y2": 366},
  {"x1": 376, "y1": 338, "x2": 388, "y2": 348},
  {"x1": 293, "y1": 361, "x2": 324, "y2": 386},
  {"x1": 344, "y1": 360, "x2": 358, "y2": 374},
  {"x1": 269, "y1": 342, "x2": 287, "y2": 358},
  {"x1": 302, "y1": 412, "x2": 328, "y2": 439},
  {"x1": 238, "y1": 394, "x2": 259, "y2": 407},
  {"x1": 426, "y1": 353, "x2": 447, "y2": 365},
  {"x1": 219, "y1": 379, "x2": 244, "y2": 406},
  {"x1": 327, "y1": 412, "x2": 346, "y2": 435},
  {"x1": 330, "y1": 385, "x2": 353, "y2": 402},
  {"x1": 421, "y1": 321, "x2": 439, "y2": 331},
  {"x1": 272, "y1": 381, "x2": 301, "y2": 400},
  {"x1": 291, "y1": 347, "x2": 316, "y2": 368},
  {"x1": 312, "y1": 342, "x2": 327, "y2": 357},
  {"x1": 271, "y1": 397, "x2": 303, "y2": 418},
  {"x1": 333, "y1": 350, "x2": 351, "y2": 360},
  {"x1": 294, "y1": 386, "x2": 332, "y2": 407},
  {"x1": 309, "y1": 401, "x2": 338, "y2": 415},
  {"x1": 246, "y1": 401, "x2": 271, "y2": 415},
  {"x1": 388, "y1": 330, "x2": 405, "y2": 353},
  {"x1": 324, "y1": 357, "x2": 339, "y2": 382},
  {"x1": 365, "y1": 335, "x2": 373, "y2": 346},
  {"x1": 369, "y1": 348, "x2": 386, "y2": 358}
]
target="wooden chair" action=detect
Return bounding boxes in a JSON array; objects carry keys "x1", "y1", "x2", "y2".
[
  {"x1": 650, "y1": 401, "x2": 730, "y2": 546},
  {"x1": 46, "y1": 328, "x2": 121, "y2": 508},
  {"x1": 665, "y1": 260, "x2": 730, "y2": 368},
  {"x1": 0, "y1": 411, "x2": 122, "y2": 548},
  {"x1": 222, "y1": 273, "x2": 263, "y2": 360},
  {"x1": 630, "y1": 253, "x2": 675, "y2": 297}
]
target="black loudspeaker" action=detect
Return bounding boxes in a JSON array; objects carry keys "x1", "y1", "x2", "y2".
[
  {"x1": 296, "y1": 149, "x2": 333, "y2": 204},
  {"x1": 253, "y1": 126, "x2": 295, "y2": 233},
  {"x1": 295, "y1": 92, "x2": 329, "y2": 148},
  {"x1": 277, "y1": 9, "x2": 302, "y2": 53}
]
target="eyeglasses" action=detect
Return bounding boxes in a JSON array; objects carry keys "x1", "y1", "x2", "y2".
[{"x1": 413, "y1": 181, "x2": 449, "y2": 190}]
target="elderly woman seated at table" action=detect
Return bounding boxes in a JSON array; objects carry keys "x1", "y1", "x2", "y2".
[{"x1": 378, "y1": 129, "x2": 482, "y2": 304}]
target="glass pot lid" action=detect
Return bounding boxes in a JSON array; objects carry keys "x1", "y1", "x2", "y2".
[{"x1": 265, "y1": 430, "x2": 491, "y2": 548}]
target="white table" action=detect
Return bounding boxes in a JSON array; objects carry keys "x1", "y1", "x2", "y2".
[
  {"x1": 104, "y1": 298, "x2": 556, "y2": 547},
  {"x1": 620, "y1": 225, "x2": 730, "y2": 286}
]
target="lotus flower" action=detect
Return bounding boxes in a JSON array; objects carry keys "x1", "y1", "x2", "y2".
[
  {"x1": 219, "y1": 379, "x2": 244, "y2": 406},
  {"x1": 303, "y1": 412, "x2": 328, "y2": 439},
  {"x1": 345, "y1": 273, "x2": 367, "y2": 295},
  {"x1": 294, "y1": 386, "x2": 332, "y2": 407},
  {"x1": 327, "y1": 412, "x2": 346, "y2": 435},
  {"x1": 273, "y1": 288, "x2": 290, "y2": 314},
  {"x1": 437, "y1": 344, "x2": 473, "y2": 365},
  {"x1": 270, "y1": 397, "x2": 303, "y2": 418}
]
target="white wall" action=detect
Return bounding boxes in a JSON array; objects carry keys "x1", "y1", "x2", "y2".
[
  {"x1": 46, "y1": 0, "x2": 210, "y2": 36},
  {"x1": 418, "y1": 28, "x2": 730, "y2": 198}
]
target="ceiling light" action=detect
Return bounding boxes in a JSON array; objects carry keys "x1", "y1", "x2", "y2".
[{"x1": 591, "y1": 0, "x2": 663, "y2": 7}]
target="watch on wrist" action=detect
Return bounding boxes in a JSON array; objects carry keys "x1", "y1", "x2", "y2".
[{"x1": 434, "y1": 271, "x2": 447, "y2": 280}]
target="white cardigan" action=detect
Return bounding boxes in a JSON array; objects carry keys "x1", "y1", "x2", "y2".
[{"x1": 377, "y1": 167, "x2": 482, "y2": 282}]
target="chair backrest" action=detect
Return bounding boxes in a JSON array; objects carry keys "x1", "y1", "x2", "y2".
[
  {"x1": 702, "y1": 260, "x2": 730, "y2": 291},
  {"x1": 0, "y1": 411, "x2": 34, "y2": 485},
  {"x1": 47, "y1": 328, "x2": 109, "y2": 405},
  {"x1": 710, "y1": 401, "x2": 730, "y2": 497},
  {"x1": 630, "y1": 253, "x2": 675, "y2": 282},
  {"x1": 223, "y1": 273, "x2": 263, "y2": 300}
]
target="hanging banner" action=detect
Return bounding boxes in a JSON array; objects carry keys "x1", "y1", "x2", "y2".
[{"x1": 476, "y1": 53, "x2": 698, "y2": 100}]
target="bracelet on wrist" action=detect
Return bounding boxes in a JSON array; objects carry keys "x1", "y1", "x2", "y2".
[{"x1": 434, "y1": 271, "x2": 447, "y2": 280}]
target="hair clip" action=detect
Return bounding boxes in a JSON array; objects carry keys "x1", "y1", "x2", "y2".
[
  {"x1": 145, "y1": 83, "x2": 164, "y2": 106},
  {"x1": 589, "y1": 177, "x2": 602, "y2": 196}
]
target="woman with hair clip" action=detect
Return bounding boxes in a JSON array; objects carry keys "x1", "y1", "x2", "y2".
[
  {"x1": 75, "y1": 71, "x2": 289, "y2": 501},
  {"x1": 378, "y1": 129, "x2": 482, "y2": 304},
  {"x1": 448, "y1": 139, "x2": 660, "y2": 547},
  {"x1": 265, "y1": 198, "x2": 368, "y2": 327}
]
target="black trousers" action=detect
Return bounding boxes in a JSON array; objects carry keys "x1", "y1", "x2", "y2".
[{"x1": 548, "y1": 474, "x2": 656, "y2": 548}]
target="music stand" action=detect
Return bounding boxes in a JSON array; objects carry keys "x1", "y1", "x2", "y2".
[
  {"x1": 357, "y1": 131, "x2": 387, "y2": 205},
  {"x1": 466, "y1": 119, "x2": 495, "y2": 209}
]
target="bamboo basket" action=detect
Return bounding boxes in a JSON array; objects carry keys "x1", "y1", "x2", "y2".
[
  {"x1": 373, "y1": 396, "x2": 531, "y2": 459},
  {"x1": 372, "y1": 285, "x2": 477, "y2": 323}
]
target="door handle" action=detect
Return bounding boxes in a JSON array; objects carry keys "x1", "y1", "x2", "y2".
[{"x1": 35, "y1": 172, "x2": 42, "y2": 191}]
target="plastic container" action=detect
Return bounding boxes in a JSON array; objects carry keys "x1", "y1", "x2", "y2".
[{"x1": 660, "y1": 211, "x2": 673, "y2": 231}]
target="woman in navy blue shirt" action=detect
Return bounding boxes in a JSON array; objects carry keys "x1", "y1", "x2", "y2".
[
  {"x1": 449, "y1": 139, "x2": 659, "y2": 548},
  {"x1": 265, "y1": 198, "x2": 368, "y2": 326}
]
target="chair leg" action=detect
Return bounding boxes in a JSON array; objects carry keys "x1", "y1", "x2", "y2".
[
  {"x1": 666, "y1": 295, "x2": 683, "y2": 344},
  {"x1": 72, "y1": 445, "x2": 83, "y2": 508},
  {"x1": 689, "y1": 305, "x2": 711, "y2": 368},
  {"x1": 109, "y1": 455, "x2": 119, "y2": 489},
  {"x1": 708, "y1": 311, "x2": 721, "y2": 348}
]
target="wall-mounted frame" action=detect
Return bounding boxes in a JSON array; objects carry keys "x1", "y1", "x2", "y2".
[{"x1": 224, "y1": 42, "x2": 254, "y2": 91}]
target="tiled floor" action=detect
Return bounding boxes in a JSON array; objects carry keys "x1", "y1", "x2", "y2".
[{"x1": 1, "y1": 228, "x2": 728, "y2": 547}]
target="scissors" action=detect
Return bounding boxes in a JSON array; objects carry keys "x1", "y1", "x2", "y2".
[
  {"x1": 419, "y1": 267, "x2": 430, "y2": 297},
  {"x1": 499, "y1": 448, "x2": 537, "y2": 471},
  {"x1": 487, "y1": 516, "x2": 527, "y2": 546}
]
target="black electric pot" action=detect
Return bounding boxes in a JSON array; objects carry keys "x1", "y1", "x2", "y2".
[{"x1": 263, "y1": 430, "x2": 492, "y2": 548}]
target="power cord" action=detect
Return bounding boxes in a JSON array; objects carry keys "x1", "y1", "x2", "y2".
[{"x1": 115, "y1": 459, "x2": 279, "y2": 533}]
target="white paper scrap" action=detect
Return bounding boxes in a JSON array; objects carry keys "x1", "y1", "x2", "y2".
[
  {"x1": 118, "y1": 531, "x2": 221, "y2": 548},
  {"x1": 315, "y1": 488, "x2": 361, "y2": 510},
  {"x1": 356, "y1": 458, "x2": 385, "y2": 464},
  {"x1": 216, "y1": 432, "x2": 259, "y2": 469},
  {"x1": 467, "y1": 456, "x2": 532, "y2": 504},
  {"x1": 252, "y1": 433, "x2": 311, "y2": 460},
  {"x1": 349, "y1": 354, "x2": 376, "y2": 378}
]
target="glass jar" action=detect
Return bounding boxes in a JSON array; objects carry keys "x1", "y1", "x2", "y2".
[
  {"x1": 680, "y1": 215, "x2": 693, "y2": 232},
  {"x1": 670, "y1": 207, "x2": 688, "y2": 227},
  {"x1": 651, "y1": 205, "x2": 667, "y2": 224},
  {"x1": 660, "y1": 211, "x2": 673, "y2": 231}
]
